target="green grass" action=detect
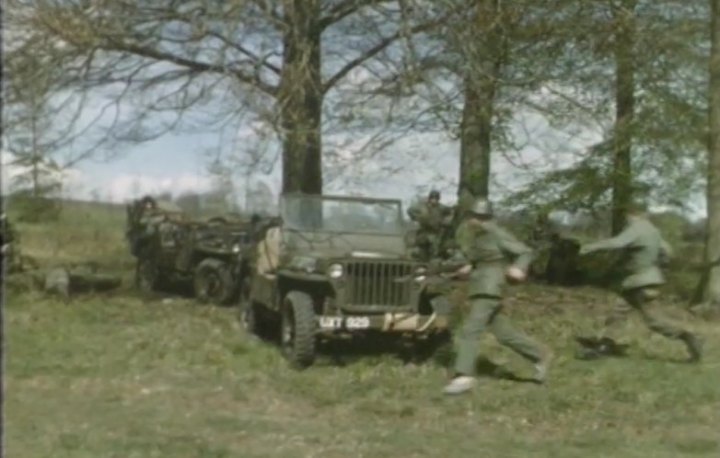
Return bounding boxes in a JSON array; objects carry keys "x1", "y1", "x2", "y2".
[{"x1": 4, "y1": 202, "x2": 720, "y2": 457}]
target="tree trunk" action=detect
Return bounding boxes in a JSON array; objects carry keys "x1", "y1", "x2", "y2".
[
  {"x1": 279, "y1": 0, "x2": 323, "y2": 195},
  {"x1": 457, "y1": 0, "x2": 502, "y2": 209},
  {"x1": 610, "y1": 0, "x2": 636, "y2": 235},
  {"x1": 459, "y1": 75, "x2": 494, "y2": 204},
  {"x1": 703, "y1": 0, "x2": 720, "y2": 307},
  {"x1": 31, "y1": 110, "x2": 41, "y2": 198}
]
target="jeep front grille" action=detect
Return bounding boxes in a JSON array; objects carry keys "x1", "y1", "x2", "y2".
[{"x1": 344, "y1": 260, "x2": 414, "y2": 309}]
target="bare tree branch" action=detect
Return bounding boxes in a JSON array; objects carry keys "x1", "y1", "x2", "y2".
[
  {"x1": 323, "y1": 15, "x2": 450, "y2": 94},
  {"x1": 319, "y1": 0, "x2": 397, "y2": 30}
]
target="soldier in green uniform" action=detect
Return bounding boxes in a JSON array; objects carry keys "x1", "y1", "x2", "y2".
[
  {"x1": 578, "y1": 203, "x2": 703, "y2": 362},
  {"x1": 443, "y1": 198, "x2": 553, "y2": 395},
  {"x1": 2, "y1": 213, "x2": 21, "y2": 273},
  {"x1": 138, "y1": 196, "x2": 161, "y2": 229},
  {"x1": 128, "y1": 196, "x2": 164, "y2": 255},
  {"x1": 407, "y1": 190, "x2": 454, "y2": 261}
]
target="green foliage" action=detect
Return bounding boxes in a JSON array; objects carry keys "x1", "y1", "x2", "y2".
[
  {"x1": 503, "y1": 146, "x2": 614, "y2": 215},
  {"x1": 9, "y1": 193, "x2": 62, "y2": 223},
  {"x1": 650, "y1": 212, "x2": 692, "y2": 247}
]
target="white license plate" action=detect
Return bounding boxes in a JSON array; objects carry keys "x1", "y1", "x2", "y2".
[{"x1": 318, "y1": 316, "x2": 371, "y2": 330}]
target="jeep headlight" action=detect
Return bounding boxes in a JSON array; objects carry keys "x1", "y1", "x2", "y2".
[
  {"x1": 327, "y1": 263, "x2": 343, "y2": 279},
  {"x1": 232, "y1": 243, "x2": 241, "y2": 253}
]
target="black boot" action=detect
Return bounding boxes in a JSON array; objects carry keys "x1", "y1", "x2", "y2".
[{"x1": 574, "y1": 336, "x2": 629, "y2": 360}]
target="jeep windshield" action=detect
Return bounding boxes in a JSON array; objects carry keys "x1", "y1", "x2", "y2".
[{"x1": 281, "y1": 194, "x2": 403, "y2": 235}]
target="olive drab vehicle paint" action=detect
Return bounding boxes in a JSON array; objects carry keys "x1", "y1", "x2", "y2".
[
  {"x1": 126, "y1": 197, "x2": 255, "y2": 305},
  {"x1": 240, "y1": 193, "x2": 453, "y2": 368}
]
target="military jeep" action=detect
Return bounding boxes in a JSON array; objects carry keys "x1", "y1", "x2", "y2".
[
  {"x1": 126, "y1": 199, "x2": 253, "y2": 304},
  {"x1": 240, "y1": 193, "x2": 452, "y2": 368}
]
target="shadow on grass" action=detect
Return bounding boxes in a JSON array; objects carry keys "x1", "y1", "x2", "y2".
[
  {"x1": 318, "y1": 333, "x2": 454, "y2": 367},
  {"x1": 132, "y1": 280, "x2": 240, "y2": 309},
  {"x1": 637, "y1": 353, "x2": 694, "y2": 365},
  {"x1": 474, "y1": 357, "x2": 542, "y2": 384},
  {"x1": 240, "y1": 314, "x2": 455, "y2": 369},
  {"x1": 241, "y1": 314, "x2": 542, "y2": 384}
]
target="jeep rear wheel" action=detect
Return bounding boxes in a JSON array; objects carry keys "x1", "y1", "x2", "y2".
[
  {"x1": 194, "y1": 258, "x2": 235, "y2": 305},
  {"x1": 135, "y1": 257, "x2": 161, "y2": 293},
  {"x1": 281, "y1": 291, "x2": 316, "y2": 368}
]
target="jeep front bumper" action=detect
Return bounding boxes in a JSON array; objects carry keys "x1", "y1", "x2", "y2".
[{"x1": 316, "y1": 313, "x2": 449, "y2": 333}]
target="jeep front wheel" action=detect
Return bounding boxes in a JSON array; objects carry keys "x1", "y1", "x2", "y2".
[
  {"x1": 281, "y1": 291, "x2": 316, "y2": 368},
  {"x1": 194, "y1": 258, "x2": 235, "y2": 305}
]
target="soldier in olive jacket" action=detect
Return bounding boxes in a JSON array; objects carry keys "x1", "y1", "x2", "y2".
[
  {"x1": 579, "y1": 205, "x2": 702, "y2": 362},
  {"x1": 443, "y1": 198, "x2": 553, "y2": 395},
  {"x1": 407, "y1": 190, "x2": 454, "y2": 261}
]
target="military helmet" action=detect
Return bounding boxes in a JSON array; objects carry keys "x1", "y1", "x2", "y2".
[
  {"x1": 140, "y1": 195, "x2": 157, "y2": 208},
  {"x1": 428, "y1": 190, "x2": 440, "y2": 200},
  {"x1": 469, "y1": 197, "x2": 493, "y2": 217}
]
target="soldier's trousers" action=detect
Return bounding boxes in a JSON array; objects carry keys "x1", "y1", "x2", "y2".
[
  {"x1": 601, "y1": 286, "x2": 689, "y2": 341},
  {"x1": 454, "y1": 296, "x2": 544, "y2": 376}
]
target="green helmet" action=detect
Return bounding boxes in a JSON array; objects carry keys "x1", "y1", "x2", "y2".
[{"x1": 469, "y1": 198, "x2": 493, "y2": 217}]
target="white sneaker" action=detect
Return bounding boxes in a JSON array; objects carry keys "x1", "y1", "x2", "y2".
[
  {"x1": 533, "y1": 352, "x2": 554, "y2": 384},
  {"x1": 442, "y1": 376, "x2": 477, "y2": 395}
]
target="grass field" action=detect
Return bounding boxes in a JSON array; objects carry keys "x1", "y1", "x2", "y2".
[{"x1": 4, "y1": 201, "x2": 719, "y2": 458}]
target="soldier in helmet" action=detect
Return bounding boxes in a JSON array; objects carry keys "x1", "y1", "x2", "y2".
[
  {"x1": 129, "y1": 195, "x2": 164, "y2": 255},
  {"x1": 443, "y1": 197, "x2": 553, "y2": 395},
  {"x1": 407, "y1": 189, "x2": 454, "y2": 261},
  {"x1": 577, "y1": 202, "x2": 703, "y2": 362}
]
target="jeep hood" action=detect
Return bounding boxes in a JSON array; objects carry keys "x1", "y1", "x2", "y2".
[{"x1": 283, "y1": 230, "x2": 409, "y2": 259}]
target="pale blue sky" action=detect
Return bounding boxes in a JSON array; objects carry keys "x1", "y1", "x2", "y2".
[{"x1": 2, "y1": 92, "x2": 707, "y2": 219}]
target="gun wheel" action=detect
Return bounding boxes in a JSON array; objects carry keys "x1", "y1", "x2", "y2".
[{"x1": 194, "y1": 258, "x2": 236, "y2": 305}]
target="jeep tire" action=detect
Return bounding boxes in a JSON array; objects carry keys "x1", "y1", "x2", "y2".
[
  {"x1": 281, "y1": 291, "x2": 316, "y2": 368},
  {"x1": 194, "y1": 258, "x2": 236, "y2": 305}
]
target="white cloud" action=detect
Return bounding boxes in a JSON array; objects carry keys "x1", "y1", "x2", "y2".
[
  {"x1": 1, "y1": 151, "x2": 87, "y2": 196},
  {"x1": 2, "y1": 151, "x2": 215, "y2": 203},
  {"x1": 104, "y1": 173, "x2": 213, "y2": 202}
]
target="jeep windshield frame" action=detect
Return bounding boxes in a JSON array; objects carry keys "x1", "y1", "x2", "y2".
[{"x1": 280, "y1": 193, "x2": 404, "y2": 235}]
